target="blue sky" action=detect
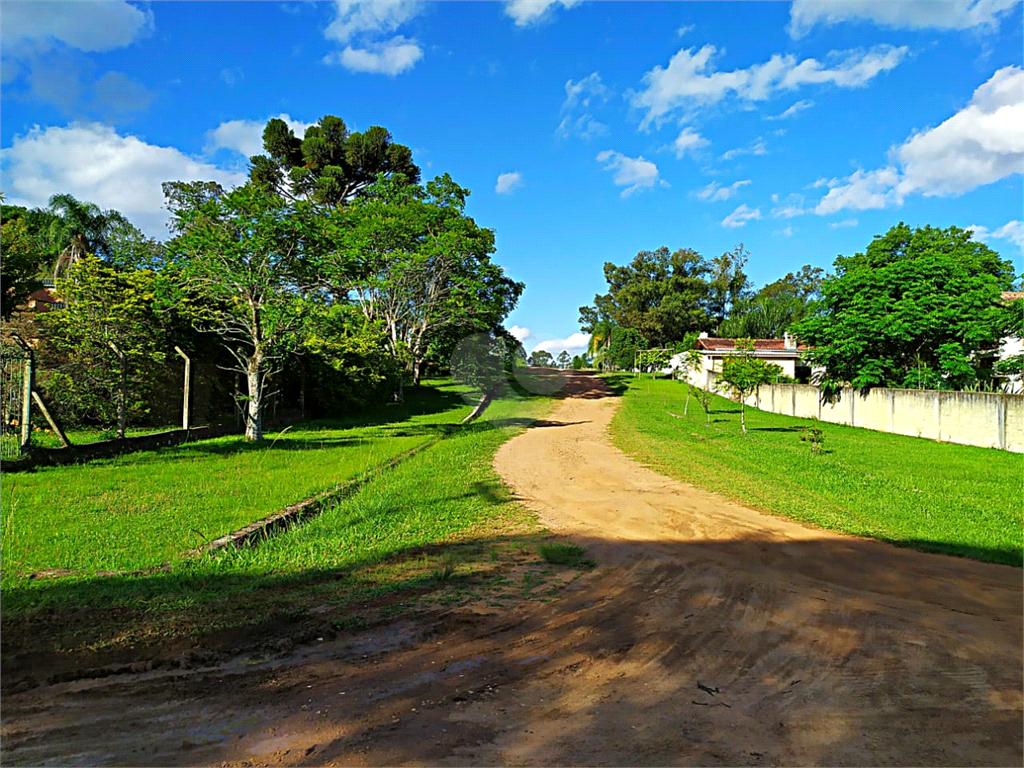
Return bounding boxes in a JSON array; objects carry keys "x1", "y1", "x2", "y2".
[{"x1": 2, "y1": 1, "x2": 1022, "y2": 356}]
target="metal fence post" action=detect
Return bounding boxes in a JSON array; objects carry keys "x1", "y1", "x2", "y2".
[
  {"x1": 20, "y1": 351, "x2": 33, "y2": 451},
  {"x1": 174, "y1": 346, "x2": 191, "y2": 430}
]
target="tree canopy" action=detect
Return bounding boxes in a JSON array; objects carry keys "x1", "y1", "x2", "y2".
[{"x1": 792, "y1": 223, "x2": 1018, "y2": 399}]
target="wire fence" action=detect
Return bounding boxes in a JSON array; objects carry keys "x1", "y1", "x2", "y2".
[{"x1": 1, "y1": 345, "x2": 29, "y2": 460}]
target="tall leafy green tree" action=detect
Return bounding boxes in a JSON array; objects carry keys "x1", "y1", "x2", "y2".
[
  {"x1": 328, "y1": 174, "x2": 523, "y2": 391},
  {"x1": 793, "y1": 223, "x2": 1018, "y2": 400},
  {"x1": 1, "y1": 216, "x2": 46, "y2": 318},
  {"x1": 165, "y1": 182, "x2": 323, "y2": 440},
  {"x1": 580, "y1": 246, "x2": 713, "y2": 347},
  {"x1": 249, "y1": 115, "x2": 420, "y2": 209},
  {"x1": 706, "y1": 244, "x2": 752, "y2": 330}
]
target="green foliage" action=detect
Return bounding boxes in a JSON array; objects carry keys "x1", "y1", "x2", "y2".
[
  {"x1": 608, "y1": 326, "x2": 647, "y2": 370},
  {"x1": 793, "y1": 223, "x2": 1018, "y2": 401},
  {"x1": 37, "y1": 256, "x2": 170, "y2": 427},
  {"x1": 715, "y1": 339, "x2": 780, "y2": 433},
  {"x1": 556, "y1": 350, "x2": 571, "y2": 369},
  {"x1": 249, "y1": 115, "x2": 420, "y2": 208},
  {"x1": 799, "y1": 425, "x2": 826, "y2": 454},
  {"x1": 165, "y1": 183, "x2": 324, "y2": 439},
  {"x1": 0, "y1": 217, "x2": 46, "y2": 318},
  {"x1": 613, "y1": 377, "x2": 1022, "y2": 566},
  {"x1": 45, "y1": 193, "x2": 129, "y2": 277},
  {"x1": 538, "y1": 542, "x2": 596, "y2": 569},
  {"x1": 530, "y1": 349, "x2": 554, "y2": 367}
]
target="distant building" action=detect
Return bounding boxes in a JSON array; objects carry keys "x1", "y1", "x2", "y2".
[{"x1": 665, "y1": 332, "x2": 808, "y2": 387}]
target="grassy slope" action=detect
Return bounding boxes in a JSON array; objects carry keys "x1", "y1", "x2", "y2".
[
  {"x1": 1, "y1": 382, "x2": 466, "y2": 580},
  {"x1": 609, "y1": 375, "x2": 1023, "y2": 566},
  {"x1": 1, "y1": 387, "x2": 555, "y2": 641}
]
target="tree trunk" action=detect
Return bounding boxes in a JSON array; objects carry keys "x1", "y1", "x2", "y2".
[
  {"x1": 740, "y1": 401, "x2": 746, "y2": 434},
  {"x1": 684, "y1": 387, "x2": 690, "y2": 416},
  {"x1": 393, "y1": 374, "x2": 405, "y2": 403},
  {"x1": 245, "y1": 361, "x2": 263, "y2": 441},
  {"x1": 413, "y1": 358, "x2": 426, "y2": 387},
  {"x1": 462, "y1": 383, "x2": 500, "y2": 424}
]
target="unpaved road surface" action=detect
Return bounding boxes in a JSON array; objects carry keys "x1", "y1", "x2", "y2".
[{"x1": 3, "y1": 374, "x2": 1021, "y2": 766}]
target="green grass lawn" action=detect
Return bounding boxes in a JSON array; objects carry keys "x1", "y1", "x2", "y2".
[
  {"x1": 609, "y1": 375, "x2": 1023, "y2": 566},
  {"x1": 1, "y1": 381, "x2": 474, "y2": 581},
  {"x1": 1, "y1": 382, "x2": 559, "y2": 650}
]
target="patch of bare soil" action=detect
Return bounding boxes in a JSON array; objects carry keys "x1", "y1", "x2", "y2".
[{"x1": 2, "y1": 373, "x2": 1020, "y2": 766}]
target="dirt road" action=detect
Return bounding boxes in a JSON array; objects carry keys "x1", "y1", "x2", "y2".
[{"x1": 2, "y1": 374, "x2": 1021, "y2": 766}]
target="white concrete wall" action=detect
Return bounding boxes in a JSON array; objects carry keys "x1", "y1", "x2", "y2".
[{"x1": 722, "y1": 381, "x2": 1023, "y2": 453}]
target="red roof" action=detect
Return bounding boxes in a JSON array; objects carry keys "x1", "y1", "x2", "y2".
[{"x1": 696, "y1": 337, "x2": 806, "y2": 351}]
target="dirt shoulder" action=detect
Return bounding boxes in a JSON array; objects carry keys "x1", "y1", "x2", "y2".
[{"x1": 2, "y1": 373, "x2": 1020, "y2": 766}]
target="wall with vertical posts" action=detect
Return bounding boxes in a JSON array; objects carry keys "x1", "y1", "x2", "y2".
[{"x1": 723, "y1": 379, "x2": 1023, "y2": 453}]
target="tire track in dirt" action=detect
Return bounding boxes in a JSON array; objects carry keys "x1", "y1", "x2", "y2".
[{"x1": 2, "y1": 373, "x2": 1020, "y2": 766}]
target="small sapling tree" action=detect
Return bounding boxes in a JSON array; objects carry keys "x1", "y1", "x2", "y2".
[{"x1": 715, "y1": 338, "x2": 778, "y2": 434}]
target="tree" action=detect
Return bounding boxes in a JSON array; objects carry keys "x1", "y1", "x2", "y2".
[
  {"x1": 675, "y1": 347, "x2": 705, "y2": 416},
  {"x1": 581, "y1": 246, "x2": 713, "y2": 347},
  {"x1": 556, "y1": 350, "x2": 571, "y2": 369},
  {"x1": 249, "y1": 115, "x2": 420, "y2": 209},
  {"x1": 715, "y1": 338, "x2": 779, "y2": 434},
  {"x1": 571, "y1": 354, "x2": 587, "y2": 370},
  {"x1": 450, "y1": 330, "x2": 521, "y2": 423},
  {"x1": 38, "y1": 255, "x2": 170, "y2": 431},
  {"x1": 1, "y1": 217, "x2": 45, "y2": 319},
  {"x1": 44, "y1": 193, "x2": 129, "y2": 279},
  {"x1": 607, "y1": 326, "x2": 647, "y2": 370},
  {"x1": 530, "y1": 349, "x2": 554, "y2": 367},
  {"x1": 720, "y1": 264, "x2": 823, "y2": 338},
  {"x1": 793, "y1": 224, "x2": 1018, "y2": 400},
  {"x1": 706, "y1": 244, "x2": 752, "y2": 330},
  {"x1": 330, "y1": 175, "x2": 523, "y2": 391},
  {"x1": 165, "y1": 183, "x2": 322, "y2": 440}
]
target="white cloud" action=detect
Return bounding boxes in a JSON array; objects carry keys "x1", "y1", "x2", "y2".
[
  {"x1": 721, "y1": 137, "x2": 768, "y2": 160},
  {"x1": 508, "y1": 325, "x2": 532, "y2": 342},
  {"x1": 676, "y1": 24, "x2": 695, "y2": 37},
  {"x1": 495, "y1": 171, "x2": 524, "y2": 195},
  {"x1": 695, "y1": 179, "x2": 750, "y2": 202},
  {"x1": 324, "y1": 0, "x2": 421, "y2": 42},
  {"x1": 789, "y1": 0, "x2": 1021, "y2": 38},
  {"x1": 672, "y1": 127, "x2": 710, "y2": 158},
  {"x1": 830, "y1": 218, "x2": 859, "y2": 228},
  {"x1": 772, "y1": 204, "x2": 807, "y2": 218},
  {"x1": 814, "y1": 166, "x2": 903, "y2": 214},
  {"x1": 504, "y1": 0, "x2": 582, "y2": 27},
  {"x1": 630, "y1": 44, "x2": 907, "y2": 128},
  {"x1": 774, "y1": 225, "x2": 795, "y2": 237},
  {"x1": 968, "y1": 220, "x2": 1024, "y2": 248},
  {"x1": 1, "y1": 0, "x2": 154, "y2": 56},
  {"x1": 323, "y1": 1, "x2": 424, "y2": 74},
  {"x1": 561, "y1": 72, "x2": 607, "y2": 111},
  {"x1": 765, "y1": 99, "x2": 814, "y2": 120},
  {"x1": 897, "y1": 65, "x2": 1024, "y2": 195},
  {"x1": 205, "y1": 114, "x2": 315, "y2": 158},
  {"x1": 531, "y1": 332, "x2": 591, "y2": 356},
  {"x1": 721, "y1": 204, "x2": 762, "y2": 228},
  {"x1": 1, "y1": 122, "x2": 247, "y2": 239},
  {"x1": 814, "y1": 66, "x2": 1024, "y2": 214},
  {"x1": 325, "y1": 36, "x2": 423, "y2": 75},
  {"x1": 596, "y1": 150, "x2": 666, "y2": 197},
  {"x1": 557, "y1": 114, "x2": 609, "y2": 140}
]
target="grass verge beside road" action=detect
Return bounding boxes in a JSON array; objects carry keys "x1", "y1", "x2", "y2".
[
  {"x1": 609, "y1": 375, "x2": 1023, "y2": 566},
  {"x1": 1, "y1": 382, "x2": 568, "y2": 657}
]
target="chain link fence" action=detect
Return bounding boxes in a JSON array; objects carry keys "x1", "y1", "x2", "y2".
[{"x1": 1, "y1": 345, "x2": 29, "y2": 460}]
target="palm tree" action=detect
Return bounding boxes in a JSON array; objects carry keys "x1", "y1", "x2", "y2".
[{"x1": 46, "y1": 194, "x2": 127, "y2": 280}]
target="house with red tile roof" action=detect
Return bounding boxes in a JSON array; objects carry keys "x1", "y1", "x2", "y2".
[{"x1": 667, "y1": 332, "x2": 808, "y2": 388}]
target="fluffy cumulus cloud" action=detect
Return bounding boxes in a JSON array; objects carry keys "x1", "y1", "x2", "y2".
[
  {"x1": 495, "y1": 171, "x2": 524, "y2": 195},
  {"x1": 968, "y1": 220, "x2": 1024, "y2": 249},
  {"x1": 205, "y1": 114, "x2": 315, "y2": 159},
  {"x1": 322, "y1": 0, "x2": 424, "y2": 74},
  {"x1": 504, "y1": 0, "x2": 582, "y2": 27},
  {"x1": 695, "y1": 179, "x2": 750, "y2": 202},
  {"x1": 672, "y1": 127, "x2": 710, "y2": 157},
  {"x1": 531, "y1": 332, "x2": 591, "y2": 357},
  {"x1": 0, "y1": 0, "x2": 153, "y2": 56},
  {"x1": 596, "y1": 150, "x2": 666, "y2": 197},
  {"x1": 789, "y1": 0, "x2": 1021, "y2": 38},
  {"x1": 815, "y1": 66, "x2": 1024, "y2": 214},
  {"x1": 721, "y1": 204, "x2": 762, "y2": 228},
  {"x1": 508, "y1": 325, "x2": 532, "y2": 343},
  {"x1": 630, "y1": 44, "x2": 907, "y2": 128},
  {"x1": 1, "y1": 122, "x2": 247, "y2": 239}
]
